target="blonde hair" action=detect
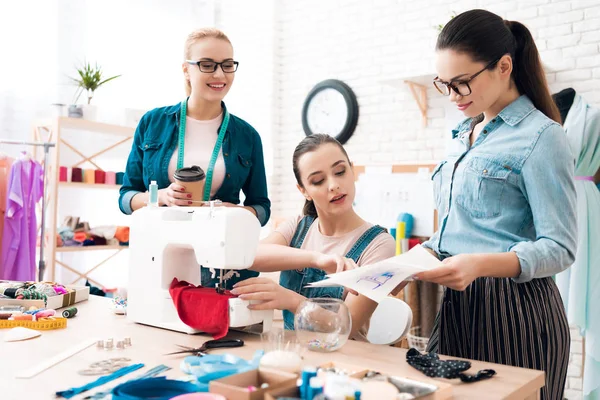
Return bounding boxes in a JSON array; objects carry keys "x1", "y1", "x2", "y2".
[{"x1": 184, "y1": 28, "x2": 232, "y2": 96}]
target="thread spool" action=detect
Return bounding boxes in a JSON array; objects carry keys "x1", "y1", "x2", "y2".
[
  {"x1": 95, "y1": 170, "x2": 106, "y2": 184},
  {"x1": 59, "y1": 166, "x2": 68, "y2": 182},
  {"x1": 105, "y1": 171, "x2": 116, "y2": 185},
  {"x1": 62, "y1": 307, "x2": 78, "y2": 318},
  {"x1": 71, "y1": 168, "x2": 83, "y2": 182}
]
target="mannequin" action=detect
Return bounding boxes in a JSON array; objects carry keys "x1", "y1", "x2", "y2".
[
  {"x1": 552, "y1": 87, "x2": 576, "y2": 124},
  {"x1": 553, "y1": 88, "x2": 600, "y2": 399}
]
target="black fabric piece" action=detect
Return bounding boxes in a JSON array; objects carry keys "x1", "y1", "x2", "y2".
[
  {"x1": 85, "y1": 280, "x2": 106, "y2": 297},
  {"x1": 406, "y1": 348, "x2": 496, "y2": 383},
  {"x1": 552, "y1": 88, "x2": 576, "y2": 125}
]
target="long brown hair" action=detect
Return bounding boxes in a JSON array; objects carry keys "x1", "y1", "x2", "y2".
[
  {"x1": 292, "y1": 134, "x2": 351, "y2": 217},
  {"x1": 437, "y1": 9, "x2": 560, "y2": 123}
]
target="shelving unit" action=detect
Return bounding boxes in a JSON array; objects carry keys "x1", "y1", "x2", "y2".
[
  {"x1": 32, "y1": 117, "x2": 135, "y2": 285},
  {"x1": 59, "y1": 182, "x2": 122, "y2": 190},
  {"x1": 381, "y1": 73, "x2": 436, "y2": 128}
]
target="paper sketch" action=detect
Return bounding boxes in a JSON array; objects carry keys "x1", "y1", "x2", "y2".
[
  {"x1": 305, "y1": 245, "x2": 442, "y2": 303},
  {"x1": 356, "y1": 271, "x2": 395, "y2": 289}
]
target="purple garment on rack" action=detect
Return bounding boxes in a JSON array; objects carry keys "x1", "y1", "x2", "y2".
[{"x1": 1, "y1": 158, "x2": 43, "y2": 281}]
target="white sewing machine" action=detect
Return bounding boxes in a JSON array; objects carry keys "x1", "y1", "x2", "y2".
[{"x1": 127, "y1": 203, "x2": 273, "y2": 334}]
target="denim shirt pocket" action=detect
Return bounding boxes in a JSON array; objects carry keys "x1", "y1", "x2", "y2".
[
  {"x1": 457, "y1": 156, "x2": 512, "y2": 219},
  {"x1": 236, "y1": 153, "x2": 253, "y2": 187},
  {"x1": 139, "y1": 140, "x2": 163, "y2": 184}
]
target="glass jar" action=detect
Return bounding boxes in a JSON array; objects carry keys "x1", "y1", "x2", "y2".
[{"x1": 294, "y1": 298, "x2": 351, "y2": 352}]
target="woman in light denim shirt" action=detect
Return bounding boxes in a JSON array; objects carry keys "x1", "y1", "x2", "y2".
[
  {"x1": 119, "y1": 28, "x2": 270, "y2": 288},
  {"x1": 417, "y1": 10, "x2": 576, "y2": 399}
]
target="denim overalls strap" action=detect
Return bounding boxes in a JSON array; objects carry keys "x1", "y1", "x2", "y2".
[{"x1": 280, "y1": 216, "x2": 387, "y2": 329}]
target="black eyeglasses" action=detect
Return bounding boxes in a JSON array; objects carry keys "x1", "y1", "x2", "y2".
[
  {"x1": 433, "y1": 58, "x2": 501, "y2": 96},
  {"x1": 186, "y1": 60, "x2": 239, "y2": 73}
]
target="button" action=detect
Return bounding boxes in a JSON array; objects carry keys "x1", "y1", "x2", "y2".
[
  {"x1": 144, "y1": 144, "x2": 149, "y2": 148},
  {"x1": 483, "y1": 130, "x2": 488, "y2": 134},
  {"x1": 245, "y1": 161, "x2": 249, "y2": 165},
  {"x1": 483, "y1": 169, "x2": 488, "y2": 174},
  {"x1": 224, "y1": 153, "x2": 228, "y2": 157},
  {"x1": 492, "y1": 119, "x2": 496, "y2": 123},
  {"x1": 226, "y1": 173, "x2": 231, "y2": 179}
]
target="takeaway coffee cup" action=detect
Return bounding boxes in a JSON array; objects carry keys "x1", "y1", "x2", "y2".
[{"x1": 173, "y1": 165, "x2": 206, "y2": 203}]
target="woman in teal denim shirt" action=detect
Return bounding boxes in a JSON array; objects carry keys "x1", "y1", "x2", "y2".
[
  {"x1": 417, "y1": 10, "x2": 576, "y2": 400},
  {"x1": 119, "y1": 28, "x2": 270, "y2": 287}
]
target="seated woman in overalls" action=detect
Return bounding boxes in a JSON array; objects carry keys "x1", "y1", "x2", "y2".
[{"x1": 231, "y1": 134, "x2": 396, "y2": 340}]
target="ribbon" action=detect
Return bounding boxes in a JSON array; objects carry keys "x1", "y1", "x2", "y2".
[
  {"x1": 575, "y1": 176, "x2": 595, "y2": 182},
  {"x1": 55, "y1": 363, "x2": 144, "y2": 398}
]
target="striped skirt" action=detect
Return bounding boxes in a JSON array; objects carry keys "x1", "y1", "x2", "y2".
[{"x1": 427, "y1": 276, "x2": 570, "y2": 400}]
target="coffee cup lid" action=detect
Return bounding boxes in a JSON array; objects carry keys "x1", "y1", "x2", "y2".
[{"x1": 174, "y1": 165, "x2": 206, "y2": 182}]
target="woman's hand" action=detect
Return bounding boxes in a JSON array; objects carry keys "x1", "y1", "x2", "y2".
[
  {"x1": 414, "y1": 253, "x2": 481, "y2": 291},
  {"x1": 231, "y1": 278, "x2": 304, "y2": 312},
  {"x1": 159, "y1": 183, "x2": 193, "y2": 206},
  {"x1": 312, "y1": 253, "x2": 359, "y2": 274}
]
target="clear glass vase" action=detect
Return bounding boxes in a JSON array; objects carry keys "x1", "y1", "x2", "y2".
[{"x1": 294, "y1": 298, "x2": 351, "y2": 352}]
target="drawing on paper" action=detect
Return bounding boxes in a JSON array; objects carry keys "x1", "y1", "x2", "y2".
[{"x1": 356, "y1": 271, "x2": 395, "y2": 290}]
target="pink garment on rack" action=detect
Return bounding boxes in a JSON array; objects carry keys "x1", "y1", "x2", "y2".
[
  {"x1": 1, "y1": 158, "x2": 43, "y2": 281},
  {"x1": 0, "y1": 156, "x2": 14, "y2": 279}
]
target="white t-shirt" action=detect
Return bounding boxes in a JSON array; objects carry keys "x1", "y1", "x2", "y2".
[{"x1": 168, "y1": 113, "x2": 226, "y2": 198}]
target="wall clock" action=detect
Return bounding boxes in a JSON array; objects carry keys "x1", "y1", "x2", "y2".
[{"x1": 301, "y1": 79, "x2": 359, "y2": 145}]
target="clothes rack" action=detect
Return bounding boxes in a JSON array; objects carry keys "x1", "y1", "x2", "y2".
[{"x1": 0, "y1": 139, "x2": 56, "y2": 281}]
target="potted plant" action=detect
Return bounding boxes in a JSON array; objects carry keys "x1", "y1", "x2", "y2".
[{"x1": 68, "y1": 62, "x2": 121, "y2": 120}]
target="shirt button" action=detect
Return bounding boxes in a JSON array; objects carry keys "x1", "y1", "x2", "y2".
[
  {"x1": 144, "y1": 144, "x2": 149, "y2": 148},
  {"x1": 483, "y1": 169, "x2": 488, "y2": 174},
  {"x1": 226, "y1": 173, "x2": 231, "y2": 179},
  {"x1": 483, "y1": 130, "x2": 488, "y2": 134},
  {"x1": 224, "y1": 153, "x2": 228, "y2": 157},
  {"x1": 492, "y1": 119, "x2": 496, "y2": 123}
]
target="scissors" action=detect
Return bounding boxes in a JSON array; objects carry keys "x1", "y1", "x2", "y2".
[{"x1": 165, "y1": 338, "x2": 244, "y2": 356}]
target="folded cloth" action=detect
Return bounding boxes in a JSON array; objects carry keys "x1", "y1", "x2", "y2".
[
  {"x1": 114, "y1": 226, "x2": 130, "y2": 243},
  {"x1": 73, "y1": 231, "x2": 88, "y2": 243},
  {"x1": 169, "y1": 278, "x2": 236, "y2": 340},
  {"x1": 89, "y1": 226, "x2": 117, "y2": 240}
]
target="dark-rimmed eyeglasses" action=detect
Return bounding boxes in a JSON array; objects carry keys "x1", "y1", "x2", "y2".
[
  {"x1": 186, "y1": 60, "x2": 239, "y2": 73},
  {"x1": 433, "y1": 58, "x2": 501, "y2": 96}
]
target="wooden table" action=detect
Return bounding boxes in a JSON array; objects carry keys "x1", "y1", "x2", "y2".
[{"x1": 0, "y1": 296, "x2": 544, "y2": 399}]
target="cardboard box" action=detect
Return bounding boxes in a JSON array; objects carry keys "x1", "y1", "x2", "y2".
[
  {"x1": 210, "y1": 368, "x2": 298, "y2": 400},
  {"x1": 264, "y1": 381, "x2": 301, "y2": 400},
  {"x1": 0, "y1": 285, "x2": 89, "y2": 310},
  {"x1": 318, "y1": 361, "x2": 368, "y2": 378}
]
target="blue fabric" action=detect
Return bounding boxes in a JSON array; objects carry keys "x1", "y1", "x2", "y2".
[
  {"x1": 554, "y1": 94, "x2": 600, "y2": 399},
  {"x1": 422, "y1": 95, "x2": 577, "y2": 284},
  {"x1": 179, "y1": 350, "x2": 264, "y2": 391},
  {"x1": 280, "y1": 216, "x2": 387, "y2": 329},
  {"x1": 111, "y1": 378, "x2": 201, "y2": 399},
  {"x1": 118, "y1": 100, "x2": 271, "y2": 227}
]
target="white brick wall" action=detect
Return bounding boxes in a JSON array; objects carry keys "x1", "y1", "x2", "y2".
[
  {"x1": 267, "y1": 1, "x2": 599, "y2": 397},
  {"x1": 270, "y1": 0, "x2": 600, "y2": 221}
]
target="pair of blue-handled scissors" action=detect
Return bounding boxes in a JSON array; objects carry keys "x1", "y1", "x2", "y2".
[{"x1": 165, "y1": 338, "x2": 244, "y2": 356}]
